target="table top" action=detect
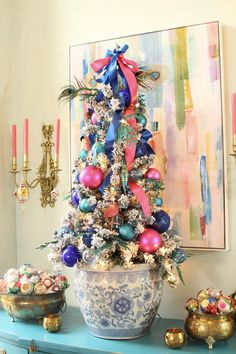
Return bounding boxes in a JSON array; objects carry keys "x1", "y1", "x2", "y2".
[{"x1": 0, "y1": 307, "x2": 236, "y2": 354}]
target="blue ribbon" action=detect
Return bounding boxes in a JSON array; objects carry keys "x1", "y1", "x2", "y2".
[
  {"x1": 105, "y1": 110, "x2": 122, "y2": 161},
  {"x1": 140, "y1": 129, "x2": 153, "y2": 143},
  {"x1": 98, "y1": 171, "x2": 112, "y2": 194},
  {"x1": 94, "y1": 44, "x2": 129, "y2": 94}
]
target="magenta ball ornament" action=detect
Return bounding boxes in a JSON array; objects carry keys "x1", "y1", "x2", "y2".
[
  {"x1": 91, "y1": 112, "x2": 98, "y2": 125},
  {"x1": 137, "y1": 228, "x2": 162, "y2": 254},
  {"x1": 79, "y1": 166, "x2": 104, "y2": 190},
  {"x1": 144, "y1": 168, "x2": 161, "y2": 181}
]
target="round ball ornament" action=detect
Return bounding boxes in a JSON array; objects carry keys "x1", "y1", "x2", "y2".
[
  {"x1": 80, "y1": 149, "x2": 88, "y2": 161},
  {"x1": 137, "y1": 228, "x2": 162, "y2": 254},
  {"x1": 79, "y1": 166, "x2": 104, "y2": 190},
  {"x1": 171, "y1": 249, "x2": 187, "y2": 264},
  {"x1": 154, "y1": 196, "x2": 163, "y2": 207},
  {"x1": 145, "y1": 168, "x2": 161, "y2": 181},
  {"x1": 79, "y1": 198, "x2": 96, "y2": 213},
  {"x1": 91, "y1": 112, "x2": 98, "y2": 125},
  {"x1": 61, "y1": 245, "x2": 81, "y2": 267},
  {"x1": 136, "y1": 114, "x2": 147, "y2": 128},
  {"x1": 152, "y1": 210, "x2": 170, "y2": 233},
  {"x1": 118, "y1": 223, "x2": 135, "y2": 241},
  {"x1": 71, "y1": 190, "x2": 80, "y2": 207}
]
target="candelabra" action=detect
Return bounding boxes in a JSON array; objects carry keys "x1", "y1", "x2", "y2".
[{"x1": 10, "y1": 125, "x2": 61, "y2": 208}]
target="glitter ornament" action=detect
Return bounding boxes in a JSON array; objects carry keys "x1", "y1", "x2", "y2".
[
  {"x1": 154, "y1": 197, "x2": 163, "y2": 206},
  {"x1": 79, "y1": 166, "x2": 104, "y2": 190},
  {"x1": 137, "y1": 228, "x2": 162, "y2": 253},
  {"x1": 152, "y1": 210, "x2": 170, "y2": 233},
  {"x1": 145, "y1": 168, "x2": 161, "y2": 181},
  {"x1": 61, "y1": 245, "x2": 81, "y2": 267},
  {"x1": 171, "y1": 249, "x2": 187, "y2": 264},
  {"x1": 82, "y1": 227, "x2": 95, "y2": 247},
  {"x1": 119, "y1": 223, "x2": 136, "y2": 241}
]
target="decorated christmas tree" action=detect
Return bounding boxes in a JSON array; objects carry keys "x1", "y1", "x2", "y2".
[{"x1": 42, "y1": 44, "x2": 187, "y2": 287}]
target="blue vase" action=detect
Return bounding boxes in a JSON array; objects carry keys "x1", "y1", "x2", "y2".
[{"x1": 74, "y1": 264, "x2": 163, "y2": 339}]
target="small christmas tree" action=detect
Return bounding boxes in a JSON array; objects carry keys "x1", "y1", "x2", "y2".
[{"x1": 41, "y1": 44, "x2": 187, "y2": 287}]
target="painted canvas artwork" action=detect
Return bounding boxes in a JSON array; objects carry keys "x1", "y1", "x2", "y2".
[{"x1": 70, "y1": 21, "x2": 225, "y2": 249}]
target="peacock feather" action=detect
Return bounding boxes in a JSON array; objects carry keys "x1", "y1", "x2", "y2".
[
  {"x1": 136, "y1": 65, "x2": 167, "y2": 90},
  {"x1": 58, "y1": 77, "x2": 98, "y2": 103}
]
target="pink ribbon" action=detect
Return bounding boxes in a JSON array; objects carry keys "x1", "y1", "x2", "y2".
[{"x1": 128, "y1": 180, "x2": 151, "y2": 217}]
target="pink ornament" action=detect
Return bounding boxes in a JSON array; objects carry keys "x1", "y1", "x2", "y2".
[
  {"x1": 0, "y1": 278, "x2": 7, "y2": 292},
  {"x1": 79, "y1": 166, "x2": 104, "y2": 190},
  {"x1": 91, "y1": 112, "x2": 98, "y2": 125},
  {"x1": 137, "y1": 228, "x2": 162, "y2": 254},
  {"x1": 144, "y1": 168, "x2": 161, "y2": 181}
]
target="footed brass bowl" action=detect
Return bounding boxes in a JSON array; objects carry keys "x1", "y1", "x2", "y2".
[
  {"x1": 0, "y1": 291, "x2": 66, "y2": 321},
  {"x1": 185, "y1": 312, "x2": 235, "y2": 349}
]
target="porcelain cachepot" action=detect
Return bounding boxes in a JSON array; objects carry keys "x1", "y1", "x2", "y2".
[{"x1": 74, "y1": 264, "x2": 163, "y2": 339}]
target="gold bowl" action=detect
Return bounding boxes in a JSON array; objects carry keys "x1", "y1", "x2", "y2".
[
  {"x1": 0, "y1": 291, "x2": 66, "y2": 321},
  {"x1": 185, "y1": 312, "x2": 235, "y2": 349},
  {"x1": 164, "y1": 328, "x2": 186, "y2": 348}
]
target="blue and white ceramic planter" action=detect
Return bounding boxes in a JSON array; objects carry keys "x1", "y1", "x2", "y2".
[{"x1": 74, "y1": 264, "x2": 163, "y2": 339}]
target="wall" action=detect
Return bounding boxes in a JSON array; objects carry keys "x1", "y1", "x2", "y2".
[
  {"x1": 9, "y1": 0, "x2": 236, "y2": 318},
  {"x1": 0, "y1": 0, "x2": 17, "y2": 275}
]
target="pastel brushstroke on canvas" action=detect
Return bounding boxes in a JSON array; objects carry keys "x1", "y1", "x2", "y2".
[{"x1": 70, "y1": 21, "x2": 225, "y2": 249}]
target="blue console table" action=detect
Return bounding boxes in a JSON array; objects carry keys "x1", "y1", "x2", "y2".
[{"x1": 0, "y1": 307, "x2": 235, "y2": 353}]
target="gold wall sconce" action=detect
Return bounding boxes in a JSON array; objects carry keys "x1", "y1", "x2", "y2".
[{"x1": 10, "y1": 121, "x2": 61, "y2": 209}]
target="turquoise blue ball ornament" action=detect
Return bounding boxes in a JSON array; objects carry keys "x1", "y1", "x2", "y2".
[
  {"x1": 171, "y1": 249, "x2": 187, "y2": 264},
  {"x1": 154, "y1": 197, "x2": 163, "y2": 207},
  {"x1": 80, "y1": 149, "x2": 88, "y2": 161},
  {"x1": 152, "y1": 210, "x2": 170, "y2": 233},
  {"x1": 119, "y1": 223, "x2": 135, "y2": 241},
  {"x1": 136, "y1": 114, "x2": 147, "y2": 128},
  {"x1": 92, "y1": 142, "x2": 105, "y2": 155},
  {"x1": 61, "y1": 245, "x2": 81, "y2": 267},
  {"x1": 79, "y1": 198, "x2": 96, "y2": 213}
]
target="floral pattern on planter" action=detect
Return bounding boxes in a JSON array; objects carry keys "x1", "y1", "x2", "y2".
[{"x1": 74, "y1": 264, "x2": 163, "y2": 339}]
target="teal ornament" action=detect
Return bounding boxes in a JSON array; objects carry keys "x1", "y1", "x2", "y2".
[
  {"x1": 92, "y1": 142, "x2": 105, "y2": 155},
  {"x1": 80, "y1": 149, "x2": 88, "y2": 161},
  {"x1": 136, "y1": 114, "x2": 147, "y2": 128},
  {"x1": 79, "y1": 198, "x2": 95, "y2": 213},
  {"x1": 119, "y1": 223, "x2": 135, "y2": 241},
  {"x1": 171, "y1": 249, "x2": 187, "y2": 264},
  {"x1": 154, "y1": 197, "x2": 163, "y2": 207}
]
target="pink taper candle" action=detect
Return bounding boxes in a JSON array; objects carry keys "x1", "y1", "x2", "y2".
[
  {"x1": 23, "y1": 118, "x2": 29, "y2": 168},
  {"x1": 12, "y1": 124, "x2": 17, "y2": 170},
  {"x1": 55, "y1": 118, "x2": 60, "y2": 161},
  {"x1": 232, "y1": 93, "x2": 236, "y2": 135}
]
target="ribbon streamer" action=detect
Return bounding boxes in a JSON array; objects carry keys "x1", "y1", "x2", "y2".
[
  {"x1": 98, "y1": 171, "x2": 112, "y2": 194},
  {"x1": 105, "y1": 110, "x2": 122, "y2": 161},
  {"x1": 128, "y1": 180, "x2": 151, "y2": 217}
]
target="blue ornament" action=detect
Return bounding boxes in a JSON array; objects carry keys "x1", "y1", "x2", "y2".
[
  {"x1": 119, "y1": 223, "x2": 135, "y2": 241},
  {"x1": 154, "y1": 197, "x2": 163, "y2": 207},
  {"x1": 135, "y1": 142, "x2": 148, "y2": 158},
  {"x1": 152, "y1": 210, "x2": 170, "y2": 233},
  {"x1": 171, "y1": 249, "x2": 187, "y2": 264},
  {"x1": 61, "y1": 245, "x2": 81, "y2": 267},
  {"x1": 136, "y1": 114, "x2": 147, "y2": 128},
  {"x1": 71, "y1": 190, "x2": 80, "y2": 207},
  {"x1": 57, "y1": 226, "x2": 76, "y2": 238},
  {"x1": 95, "y1": 90, "x2": 104, "y2": 102},
  {"x1": 80, "y1": 149, "x2": 88, "y2": 161},
  {"x1": 118, "y1": 89, "x2": 131, "y2": 107},
  {"x1": 79, "y1": 198, "x2": 96, "y2": 213},
  {"x1": 82, "y1": 227, "x2": 95, "y2": 248}
]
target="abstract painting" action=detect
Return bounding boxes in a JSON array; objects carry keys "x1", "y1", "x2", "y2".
[{"x1": 70, "y1": 21, "x2": 226, "y2": 249}]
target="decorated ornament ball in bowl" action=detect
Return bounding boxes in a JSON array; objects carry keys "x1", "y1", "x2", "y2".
[
  {"x1": 0, "y1": 264, "x2": 69, "y2": 321},
  {"x1": 40, "y1": 43, "x2": 188, "y2": 339}
]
